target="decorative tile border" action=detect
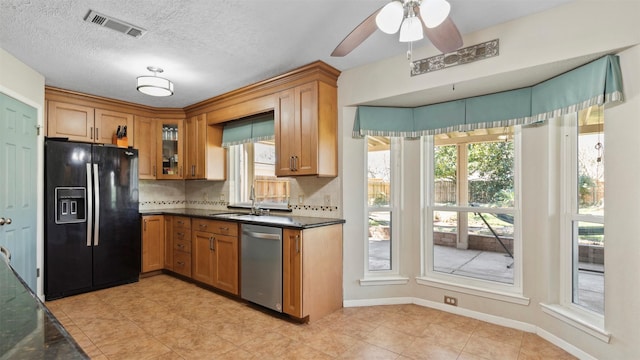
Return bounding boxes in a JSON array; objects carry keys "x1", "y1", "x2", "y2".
[
  {"x1": 139, "y1": 200, "x2": 339, "y2": 214},
  {"x1": 288, "y1": 204, "x2": 339, "y2": 212},
  {"x1": 411, "y1": 39, "x2": 499, "y2": 76}
]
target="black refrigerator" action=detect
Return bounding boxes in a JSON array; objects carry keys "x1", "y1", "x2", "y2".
[{"x1": 44, "y1": 139, "x2": 141, "y2": 300}]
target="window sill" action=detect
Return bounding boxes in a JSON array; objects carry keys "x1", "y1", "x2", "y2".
[
  {"x1": 539, "y1": 303, "x2": 610, "y2": 343},
  {"x1": 416, "y1": 277, "x2": 530, "y2": 305},
  {"x1": 359, "y1": 276, "x2": 410, "y2": 286}
]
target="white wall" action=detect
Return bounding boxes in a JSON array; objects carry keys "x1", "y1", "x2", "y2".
[
  {"x1": 0, "y1": 48, "x2": 45, "y2": 297},
  {"x1": 338, "y1": 1, "x2": 640, "y2": 358}
]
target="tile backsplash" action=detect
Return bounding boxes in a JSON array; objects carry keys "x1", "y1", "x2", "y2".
[{"x1": 140, "y1": 177, "x2": 342, "y2": 219}]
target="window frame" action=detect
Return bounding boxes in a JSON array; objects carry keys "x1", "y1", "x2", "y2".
[
  {"x1": 419, "y1": 127, "x2": 525, "y2": 299},
  {"x1": 228, "y1": 141, "x2": 290, "y2": 209},
  {"x1": 559, "y1": 111, "x2": 606, "y2": 320},
  {"x1": 363, "y1": 136, "x2": 403, "y2": 280}
]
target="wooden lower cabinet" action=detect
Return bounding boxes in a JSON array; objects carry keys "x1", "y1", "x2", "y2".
[
  {"x1": 283, "y1": 224, "x2": 343, "y2": 321},
  {"x1": 191, "y1": 219, "x2": 239, "y2": 295},
  {"x1": 164, "y1": 216, "x2": 173, "y2": 270},
  {"x1": 172, "y1": 216, "x2": 192, "y2": 277},
  {"x1": 141, "y1": 215, "x2": 165, "y2": 273}
]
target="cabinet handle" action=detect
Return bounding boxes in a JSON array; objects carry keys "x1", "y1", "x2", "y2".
[
  {"x1": 177, "y1": 220, "x2": 184, "y2": 225},
  {"x1": 219, "y1": 227, "x2": 229, "y2": 231},
  {"x1": 294, "y1": 156, "x2": 298, "y2": 171},
  {"x1": 199, "y1": 223, "x2": 207, "y2": 229},
  {"x1": 209, "y1": 236, "x2": 215, "y2": 251},
  {"x1": 179, "y1": 166, "x2": 183, "y2": 177},
  {"x1": 295, "y1": 235, "x2": 300, "y2": 253},
  {"x1": 177, "y1": 243, "x2": 184, "y2": 249},
  {"x1": 153, "y1": 165, "x2": 157, "y2": 177},
  {"x1": 177, "y1": 232, "x2": 184, "y2": 236},
  {"x1": 95, "y1": 128, "x2": 99, "y2": 140},
  {"x1": 90, "y1": 127, "x2": 93, "y2": 140},
  {"x1": 289, "y1": 156, "x2": 294, "y2": 171},
  {"x1": 177, "y1": 261, "x2": 184, "y2": 266},
  {"x1": 144, "y1": 219, "x2": 147, "y2": 231},
  {"x1": 191, "y1": 165, "x2": 195, "y2": 177}
]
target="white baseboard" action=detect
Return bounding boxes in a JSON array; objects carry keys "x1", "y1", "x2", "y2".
[
  {"x1": 343, "y1": 296, "x2": 594, "y2": 359},
  {"x1": 536, "y1": 327, "x2": 598, "y2": 360},
  {"x1": 343, "y1": 297, "x2": 413, "y2": 307}
]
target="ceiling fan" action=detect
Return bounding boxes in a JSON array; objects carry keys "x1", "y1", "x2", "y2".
[{"x1": 331, "y1": 0, "x2": 463, "y2": 57}]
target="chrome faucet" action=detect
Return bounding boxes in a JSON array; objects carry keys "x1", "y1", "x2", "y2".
[
  {"x1": 250, "y1": 184, "x2": 257, "y2": 213},
  {"x1": 249, "y1": 184, "x2": 269, "y2": 215}
]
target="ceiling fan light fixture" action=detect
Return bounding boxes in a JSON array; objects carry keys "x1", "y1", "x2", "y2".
[
  {"x1": 399, "y1": 16, "x2": 423, "y2": 42},
  {"x1": 420, "y1": 0, "x2": 451, "y2": 28},
  {"x1": 375, "y1": 1, "x2": 404, "y2": 34},
  {"x1": 137, "y1": 66, "x2": 174, "y2": 97}
]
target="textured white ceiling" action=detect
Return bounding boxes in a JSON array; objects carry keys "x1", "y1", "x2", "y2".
[{"x1": 0, "y1": 0, "x2": 572, "y2": 108}]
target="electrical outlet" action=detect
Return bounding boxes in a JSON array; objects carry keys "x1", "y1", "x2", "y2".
[
  {"x1": 219, "y1": 193, "x2": 225, "y2": 202},
  {"x1": 203, "y1": 192, "x2": 208, "y2": 201},
  {"x1": 298, "y1": 195, "x2": 304, "y2": 204},
  {"x1": 444, "y1": 296, "x2": 458, "y2": 306},
  {"x1": 324, "y1": 195, "x2": 331, "y2": 206}
]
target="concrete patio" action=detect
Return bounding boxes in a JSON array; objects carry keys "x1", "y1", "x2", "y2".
[{"x1": 369, "y1": 240, "x2": 604, "y2": 313}]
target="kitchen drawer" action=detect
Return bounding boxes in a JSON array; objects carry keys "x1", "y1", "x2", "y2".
[
  {"x1": 174, "y1": 238, "x2": 191, "y2": 253},
  {"x1": 173, "y1": 251, "x2": 191, "y2": 277},
  {"x1": 173, "y1": 228, "x2": 191, "y2": 243},
  {"x1": 173, "y1": 216, "x2": 191, "y2": 229},
  {"x1": 192, "y1": 219, "x2": 238, "y2": 236}
]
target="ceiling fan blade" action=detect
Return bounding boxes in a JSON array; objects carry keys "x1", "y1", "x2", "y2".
[
  {"x1": 422, "y1": 16, "x2": 463, "y2": 54},
  {"x1": 331, "y1": 7, "x2": 382, "y2": 57}
]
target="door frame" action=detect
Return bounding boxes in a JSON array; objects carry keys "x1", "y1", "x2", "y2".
[{"x1": 0, "y1": 84, "x2": 45, "y2": 299}]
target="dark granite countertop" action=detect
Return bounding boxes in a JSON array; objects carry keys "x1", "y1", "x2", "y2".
[
  {"x1": 139, "y1": 208, "x2": 345, "y2": 229},
  {"x1": 0, "y1": 255, "x2": 87, "y2": 359}
]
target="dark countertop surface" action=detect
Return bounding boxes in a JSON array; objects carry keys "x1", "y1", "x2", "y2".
[
  {"x1": 139, "y1": 208, "x2": 345, "y2": 229},
  {"x1": 0, "y1": 255, "x2": 87, "y2": 359}
]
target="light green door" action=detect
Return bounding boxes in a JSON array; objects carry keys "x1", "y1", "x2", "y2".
[{"x1": 0, "y1": 93, "x2": 37, "y2": 291}]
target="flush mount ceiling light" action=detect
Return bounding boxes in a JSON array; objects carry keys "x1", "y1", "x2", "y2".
[{"x1": 136, "y1": 66, "x2": 174, "y2": 97}]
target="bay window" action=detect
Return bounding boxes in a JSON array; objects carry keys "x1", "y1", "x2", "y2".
[{"x1": 423, "y1": 127, "x2": 521, "y2": 292}]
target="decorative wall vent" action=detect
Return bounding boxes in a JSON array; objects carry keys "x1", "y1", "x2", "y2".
[
  {"x1": 411, "y1": 39, "x2": 499, "y2": 76},
  {"x1": 84, "y1": 10, "x2": 146, "y2": 38}
]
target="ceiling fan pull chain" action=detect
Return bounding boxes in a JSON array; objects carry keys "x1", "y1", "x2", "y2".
[{"x1": 408, "y1": 41, "x2": 416, "y2": 71}]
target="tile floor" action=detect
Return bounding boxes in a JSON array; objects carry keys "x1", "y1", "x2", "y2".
[{"x1": 46, "y1": 275, "x2": 576, "y2": 360}]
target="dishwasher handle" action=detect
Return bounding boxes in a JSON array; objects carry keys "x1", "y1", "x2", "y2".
[{"x1": 243, "y1": 230, "x2": 281, "y2": 241}]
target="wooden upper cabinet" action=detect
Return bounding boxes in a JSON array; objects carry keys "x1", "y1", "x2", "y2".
[
  {"x1": 185, "y1": 114, "x2": 206, "y2": 179},
  {"x1": 134, "y1": 116, "x2": 157, "y2": 179},
  {"x1": 185, "y1": 113, "x2": 226, "y2": 181},
  {"x1": 95, "y1": 108, "x2": 134, "y2": 145},
  {"x1": 47, "y1": 101, "x2": 95, "y2": 142},
  {"x1": 47, "y1": 101, "x2": 133, "y2": 145},
  {"x1": 156, "y1": 119, "x2": 185, "y2": 179},
  {"x1": 275, "y1": 81, "x2": 337, "y2": 177}
]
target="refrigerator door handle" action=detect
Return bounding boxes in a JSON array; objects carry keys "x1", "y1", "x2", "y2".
[
  {"x1": 93, "y1": 163, "x2": 100, "y2": 246},
  {"x1": 86, "y1": 163, "x2": 93, "y2": 247}
]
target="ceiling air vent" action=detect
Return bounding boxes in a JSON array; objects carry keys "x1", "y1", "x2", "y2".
[{"x1": 84, "y1": 10, "x2": 146, "y2": 38}]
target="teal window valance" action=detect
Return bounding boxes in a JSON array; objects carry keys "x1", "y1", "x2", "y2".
[
  {"x1": 222, "y1": 112, "x2": 275, "y2": 147},
  {"x1": 353, "y1": 55, "x2": 624, "y2": 138}
]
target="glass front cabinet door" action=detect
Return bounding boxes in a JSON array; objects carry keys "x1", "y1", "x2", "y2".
[{"x1": 157, "y1": 119, "x2": 185, "y2": 179}]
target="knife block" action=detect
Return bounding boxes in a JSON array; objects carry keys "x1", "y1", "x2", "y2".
[{"x1": 113, "y1": 135, "x2": 128, "y2": 148}]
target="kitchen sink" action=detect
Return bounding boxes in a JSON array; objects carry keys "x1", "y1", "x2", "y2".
[
  {"x1": 231, "y1": 214, "x2": 299, "y2": 226},
  {"x1": 208, "y1": 212, "x2": 245, "y2": 218}
]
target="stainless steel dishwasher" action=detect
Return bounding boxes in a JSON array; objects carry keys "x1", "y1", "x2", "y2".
[{"x1": 241, "y1": 224, "x2": 283, "y2": 312}]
